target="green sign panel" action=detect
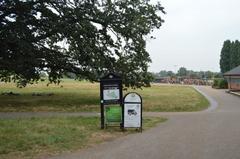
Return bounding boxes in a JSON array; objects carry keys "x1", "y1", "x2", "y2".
[{"x1": 105, "y1": 106, "x2": 122, "y2": 123}]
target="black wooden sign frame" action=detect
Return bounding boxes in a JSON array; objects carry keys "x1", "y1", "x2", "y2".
[{"x1": 100, "y1": 73, "x2": 123, "y2": 129}]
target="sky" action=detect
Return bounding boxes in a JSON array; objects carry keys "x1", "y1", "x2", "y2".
[{"x1": 147, "y1": 0, "x2": 240, "y2": 73}]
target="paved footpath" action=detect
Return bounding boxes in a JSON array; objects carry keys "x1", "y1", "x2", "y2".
[{"x1": 46, "y1": 86, "x2": 240, "y2": 159}]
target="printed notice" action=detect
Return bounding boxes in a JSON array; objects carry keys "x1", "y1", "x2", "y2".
[
  {"x1": 124, "y1": 103, "x2": 141, "y2": 127},
  {"x1": 103, "y1": 89, "x2": 120, "y2": 100}
]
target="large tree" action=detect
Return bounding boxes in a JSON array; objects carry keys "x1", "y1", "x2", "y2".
[
  {"x1": 220, "y1": 40, "x2": 240, "y2": 73},
  {"x1": 220, "y1": 40, "x2": 231, "y2": 73},
  {"x1": 230, "y1": 40, "x2": 240, "y2": 69},
  {"x1": 0, "y1": 0, "x2": 165, "y2": 87}
]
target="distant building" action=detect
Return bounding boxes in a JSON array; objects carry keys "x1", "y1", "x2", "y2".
[
  {"x1": 154, "y1": 77, "x2": 171, "y2": 83},
  {"x1": 153, "y1": 76, "x2": 210, "y2": 85},
  {"x1": 224, "y1": 65, "x2": 240, "y2": 91}
]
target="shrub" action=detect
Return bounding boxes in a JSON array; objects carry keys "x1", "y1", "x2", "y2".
[
  {"x1": 218, "y1": 79, "x2": 228, "y2": 89},
  {"x1": 212, "y1": 79, "x2": 219, "y2": 88},
  {"x1": 212, "y1": 78, "x2": 228, "y2": 89}
]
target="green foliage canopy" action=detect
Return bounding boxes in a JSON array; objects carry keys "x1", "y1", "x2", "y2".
[
  {"x1": 0, "y1": 0, "x2": 165, "y2": 87},
  {"x1": 177, "y1": 67, "x2": 187, "y2": 77},
  {"x1": 220, "y1": 40, "x2": 240, "y2": 73}
]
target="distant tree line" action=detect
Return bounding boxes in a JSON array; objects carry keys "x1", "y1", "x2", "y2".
[
  {"x1": 152, "y1": 67, "x2": 220, "y2": 79},
  {"x1": 220, "y1": 40, "x2": 240, "y2": 73}
]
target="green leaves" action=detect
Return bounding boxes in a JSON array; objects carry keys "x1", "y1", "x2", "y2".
[
  {"x1": 220, "y1": 40, "x2": 240, "y2": 73},
  {"x1": 0, "y1": 0, "x2": 165, "y2": 88}
]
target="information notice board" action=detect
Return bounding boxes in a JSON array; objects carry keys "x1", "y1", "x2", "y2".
[
  {"x1": 103, "y1": 85, "x2": 120, "y2": 101},
  {"x1": 100, "y1": 73, "x2": 123, "y2": 129},
  {"x1": 105, "y1": 106, "x2": 122, "y2": 124},
  {"x1": 123, "y1": 93, "x2": 142, "y2": 130},
  {"x1": 124, "y1": 103, "x2": 141, "y2": 127}
]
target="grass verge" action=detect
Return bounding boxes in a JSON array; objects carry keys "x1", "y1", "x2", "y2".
[{"x1": 0, "y1": 116, "x2": 166, "y2": 159}]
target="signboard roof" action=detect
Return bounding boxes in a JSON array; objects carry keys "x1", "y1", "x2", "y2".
[{"x1": 100, "y1": 73, "x2": 122, "y2": 81}]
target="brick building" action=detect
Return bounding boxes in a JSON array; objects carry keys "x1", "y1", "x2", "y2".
[{"x1": 224, "y1": 65, "x2": 240, "y2": 91}]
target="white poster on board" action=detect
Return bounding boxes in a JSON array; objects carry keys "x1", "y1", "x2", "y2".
[
  {"x1": 103, "y1": 89, "x2": 120, "y2": 100},
  {"x1": 124, "y1": 103, "x2": 141, "y2": 127}
]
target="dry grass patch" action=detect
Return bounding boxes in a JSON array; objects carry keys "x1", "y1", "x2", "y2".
[{"x1": 0, "y1": 80, "x2": 208, "y2": 112}]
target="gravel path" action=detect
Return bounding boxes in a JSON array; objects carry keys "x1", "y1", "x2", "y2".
[{"x1": 46, "y1": 86, "x2": 240, "y2": 159}]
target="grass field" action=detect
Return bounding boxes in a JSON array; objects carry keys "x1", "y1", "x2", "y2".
[
  {"x1": 0, "y1": 80, "x2": 209, "y2": 112},
  {"x1": 0, "y1": 116, "x2": 166, "y2": 159},
  {"x1": 0, "y1": 80, "x2": 208, "y2": 158}
]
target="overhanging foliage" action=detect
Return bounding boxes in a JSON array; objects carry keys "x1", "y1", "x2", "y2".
[{"x1": 0, "y1": 0, "x2": 165, "y2": 87}]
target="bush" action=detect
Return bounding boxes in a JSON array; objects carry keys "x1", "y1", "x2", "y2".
[
  {"x1": 212, "y1": 79, "x2": 219, "y2": 88},
  {"x1": 218, "y1": 79, "x2": 228, "y2": 89},
  {"x1": 212, "y1": 78, "x2": 228, "y2": 89}
]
